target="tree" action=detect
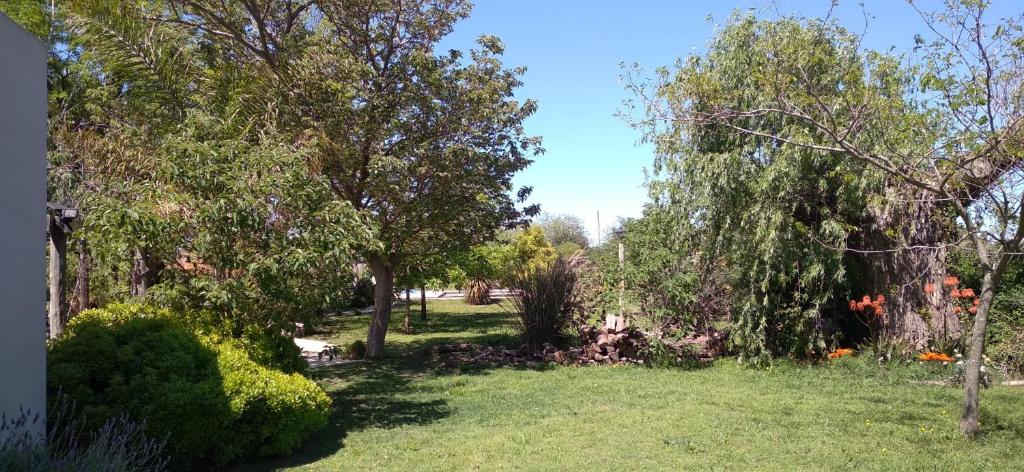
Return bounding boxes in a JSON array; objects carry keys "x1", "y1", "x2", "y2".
[
  {"x1": 147, "y1": 1, "x2": 540, "y2": 358},
  {"x1": 48, "y1": 0, "x2": 368, "y2": 332},
  {"x1": 633, "y1": 2, "x2": 1022, "y2": 436},
  {"x1": 538, "y1": 213, "x2": 590, "y2": 255},
  {"x1": 0, "y1": 0, "x2": 48, "y2": 37}
]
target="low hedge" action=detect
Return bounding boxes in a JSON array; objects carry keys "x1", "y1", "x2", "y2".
[{"x1": 48, "y1": 304, "x2": 330, "y2": 468}]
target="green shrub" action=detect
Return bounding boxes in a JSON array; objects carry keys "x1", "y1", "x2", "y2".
[
  {"x1": 216, "y1": 344, "x2": 330, "y2": 457},
  {"x1": 345, "y1": 339, "x2": 367, "y2": 359},
  {"x1": 237, "y1": 324, "x2": 308, "y2": 375},
  {"x1": 987, "y1": 286, "x2": 1024, "y2": 376},
  {"x1": 48, "y1": 304, "x2": 330, "y2": 467},
  {"x1": 349, "y1": 271, "x2": 375, "y2": 308}
]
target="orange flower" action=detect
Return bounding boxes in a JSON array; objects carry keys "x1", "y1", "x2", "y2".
[
  {"x1": 924, "y1": 283, "x2": 936, "y2": 294},
  {"x1": 960, "y1": 288, "x2": 976, "y2": 298},
  {"x1": 968, "y1": 306, "x2": 978, "y2": 314},
  {"x1": 973, "y1": 298, "x2": 980, "y2": 306},
  {"x1": 918, "y1": 351, "x2": 954, "y2": 362},
  {"x1": 953, "y1": 306, "x2": 962, "y2": 314},
  {"x1": 951, "y1": 289, "x2": 961, "y2": 298},
  {"x1": 829, "y1": 348, "x2": 855, "y2": 359},
  {"x1": 875, "y1": 295, "x2": 885, "y2": 304},
  {"x1": 862, "y1": 295, "x2": 872, "y2": 304},
  {"x1": 849, "y1": 300, "x2": 858, "y2": 311},
  {"x1": 944, "y1": 276, "x2": 960, "y2": 287}
]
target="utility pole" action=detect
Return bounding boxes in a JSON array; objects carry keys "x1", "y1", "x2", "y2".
[{"x1": 596, "y1": 211, "x2": 601, "y2": 246}]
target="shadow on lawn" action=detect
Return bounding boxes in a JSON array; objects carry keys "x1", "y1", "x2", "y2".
[{"x1": 242, "y1": 303, "x2": 536, "y2": 470}]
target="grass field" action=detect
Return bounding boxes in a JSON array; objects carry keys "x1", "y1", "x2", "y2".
[{"x1": 246, "y1": 299, "x2": 1024, "y2": 471}]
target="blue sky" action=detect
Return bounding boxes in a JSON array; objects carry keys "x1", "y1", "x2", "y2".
[{"x1": 438, "y1": 1, "x2": 1020, "y2": 243}]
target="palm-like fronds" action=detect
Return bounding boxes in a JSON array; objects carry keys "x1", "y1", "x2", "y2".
[{"x1": 64, "y1": 0, "x2": 194, "y2": 112}]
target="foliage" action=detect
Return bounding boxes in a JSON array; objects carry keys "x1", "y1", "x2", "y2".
[
  {"x1": 48, "y1": 304, "x2": 330, "y2": 467},
  {"x1": 537, "y1": 213, "x2": 590, "y2": 255},
  {"x1": 349, "y1": 268, "x2": 376, "y2": 309},
  {"x1": 441, "y1": 227, "x2": 557, "y2": 291},
  {"x1": 0, "y1": 0, "x2": 48, "y2": 38},
  {"x1": 46, "y1": 1, "x2": 371, "y2": 332},
  {"x1": 619, "y1": 208, "x2": 730, "y2": 334},
  {"x1": 1, "y1": 399, "x2": 168, "y2": 472},
  {"x1": 509, "y1": 257, "x2": 580, "y2": 350},
  {"x1": 345, "y1": 340, "x2": 368, "y2": 360},
  {"x1": 629, "y1": 2, "x2": 1023, "y2": 435},
  {"x1": 50, "y1": 0, "x2": 543, "y2": 358},
  {"x1": 628, "y1": 14, "x2": 882, "y2": 363},
  {"x1": 950, "y1": 250, "x2": 1024, "y2": 377}
]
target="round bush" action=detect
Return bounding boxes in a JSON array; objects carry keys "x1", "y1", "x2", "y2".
[{"x1": 48, "y1": 304, "x2": 330, "y2": 467}]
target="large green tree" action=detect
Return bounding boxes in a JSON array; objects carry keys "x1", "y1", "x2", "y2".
[
  {"x1": 538, "y1": 212, "x2": 590, "y2": 255},
  {"x1": 46, "y1": 0, "x2": 368, "y2": 335},
  {"x1": 635, "y1": 2, "x2": 1022, "y2": 436},
  {"x1": 83, "y1": 0, "x2": 542, "y2": 357}
]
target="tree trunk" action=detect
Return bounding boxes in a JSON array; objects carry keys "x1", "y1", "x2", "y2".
[
  {"x1": 960, "y1": 265, "x2": 996, "y2": 436},
  {"x1": 365, "y1": 255, "x2": 394, "y2": 359},
  {"x1": 404, "y1": 288, "x2": 411, "y2": 333},
  {"x1": 70, "y1": 238, "x2": 91, "y2": 316},
  {"x1": 858, "y1": 191, "x2": 961, "y2": 348},
  {"x1": 129, "y1": 247, "x2": 162, "y2": 298},
  {"x1": 47, "y1": 216, "x2": 67, "y2": 339},
  {"x1": 420, "y1": 284, "x2": 427, "y2": 321}
]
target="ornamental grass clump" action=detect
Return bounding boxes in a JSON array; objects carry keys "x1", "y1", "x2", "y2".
[
  {"x1": 509, "y1": 256, "x2": 580, "y2": 350},
  {"x1": 464, "y1": 278, "x2": 493, "y2": 305}
]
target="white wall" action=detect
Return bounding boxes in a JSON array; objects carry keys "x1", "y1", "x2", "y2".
[{"x1": 0, "y1": 12, "x2": 47, "y2": 441}]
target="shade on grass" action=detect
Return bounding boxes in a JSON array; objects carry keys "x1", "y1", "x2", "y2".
[{"x1": 245, "y1": 300, "x2": 1024, "y2": 471}]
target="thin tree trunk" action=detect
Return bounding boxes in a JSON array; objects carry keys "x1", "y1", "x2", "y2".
[
  {"x1": 70, "y1": 238, "x2": 91, "y2": 316},
  {"x1": 960, "y1": 267, "x2": 996, "y2": 436},
  {"x1": 130, "y1": 247, "x2": 163, "y2": 298},
  {"x1": 404, "y1": 288, "x2": 411, "y2": 333},
  {"x1": 420, "y1": 284, "x2": 427, "y2": 321},
  {"x1": 365, "y1": 255, "x2": 394, "y2": 359},
  {"x1": 130, "y1": 248, "x2": 148, "y2": 298},
  {"x1": 47, "y1": 216, "x2": 67, "y2": 339}
]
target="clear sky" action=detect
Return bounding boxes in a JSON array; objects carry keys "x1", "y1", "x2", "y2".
[{"x1": 438, "y1": 1, "x2": 1021, "y2": 243}]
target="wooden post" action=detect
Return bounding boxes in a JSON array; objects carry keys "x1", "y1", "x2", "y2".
[
  {"x1": 618, "y1": 239, "x2": 625, "y2": 315},
  {"x1": 47, "y1": 216, "x2": 67, "y2": 339},
  {"x1": 71, "y1": 238, "x2": 91, "y2": 316}
]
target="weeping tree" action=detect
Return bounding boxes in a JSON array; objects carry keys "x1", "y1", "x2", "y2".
[{"x1": 633, "y1": 2, "x2": 1022, "y2": 436}]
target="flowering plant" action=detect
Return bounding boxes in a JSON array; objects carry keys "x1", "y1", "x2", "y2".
[
  {"x1": 828, "y1": 348, "x2": 855, "y2": 360},
  {"x1": 917, "y1": 351, "x2": 954, "y2": 362}
]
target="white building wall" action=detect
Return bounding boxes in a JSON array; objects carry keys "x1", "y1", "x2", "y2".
[{"x1": 0, "y1": 12, "x2": 48, "y2": 441}]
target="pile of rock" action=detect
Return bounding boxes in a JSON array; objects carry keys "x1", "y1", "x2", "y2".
[
  {"x1": 568, "y1": 325, "x2": 648, "y2": 364},
  {"x1": 426, "y1": 326, "x2": 729, "y2": 369},
  {"x1": 426, "y1": 326, "x2": 650, "y2": 369}
]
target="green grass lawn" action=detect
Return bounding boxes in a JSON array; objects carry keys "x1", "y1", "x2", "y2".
[{"x1": 246, "y1": 299, "x2": 1024, "y2": 471}]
